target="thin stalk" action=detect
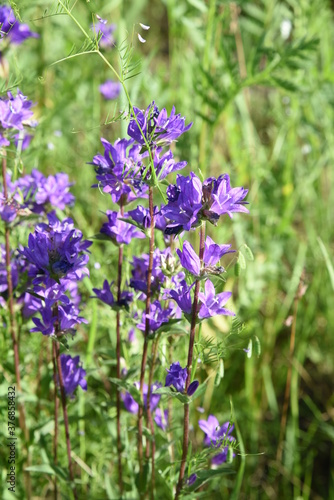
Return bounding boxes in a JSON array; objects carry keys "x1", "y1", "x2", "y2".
[
  {"x1": 138, "y1": 186, "x2": 155, "y2": 480},
  {"x1": 175, "y1": 224, "x2": 206, "y2": 499},
  {"x1": 116, "y1": 203, "x2": 124, "y2": 493},
  {"x1": 145, "y1": 336, "x2": 159, "y2": 499},
  {"x1": 53, "y1": 306, "x2": 77, "y2": 500},
  {"x1": 52, "y1": 341, "x2": 59, "y2": 500}
]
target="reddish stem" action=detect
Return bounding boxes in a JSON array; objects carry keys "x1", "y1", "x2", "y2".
[
  {"x1": 52, "y1": 341, "x2": 59, "y2": 500},
  {"x1": 138, "y1": 186, "x2": 155, "y2": 480},
  {"x1": 175, "y1": 224, "x2": 206, "y2": 499},
  {"x1": 55, "y1": 339, "x2": 77, "y2": 499},
  {"x1": 116, "y1": 204, "x2": 124, "y2": 493}
]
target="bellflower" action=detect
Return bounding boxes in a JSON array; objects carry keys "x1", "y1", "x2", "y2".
[
  {"x1": 165, "y1": 362, "x2": 188, "y2": 392},
  {"x1": 198, "y1": 415, "x2": 235, "y2": 465},
  {"x1": 152, "y1": 148, "x2": 187, "y2": 181},
  {"x1": 122, "y1": 381, "x2": 162, "y2": 414},
  {"x1": 99, "y1": 80, "x2": 121, "y2": 100},
  {"x1": 127, "y1": 205, "x2": 166, "y2": 231},
  {"x1": 198, "y1": 280, "x2": 235, "y2": 319},
  {"x1": 31, "y1": 302, "x2": 87, "y2": 336},
  {"x1": 0, "y1": 245, "x2": 20, "y2": 293},
  {"x1": 91, "y1": 137, "x2": 147, "y2": 205},
  {"x1": 163, "y1": 173, "x2": 249, "y2": 234},
  {"x1": 20, "y1": 212, "x2": 91, "y2": 285},
  {"x1": 137, "y1": 300, "x2": 173, "y2": 334},
  {"x1": 0, "y1": 6, "x2": 38, "y2": 45},
  {"x1": 127, "y1": 101, "x2": 192, "y2": 147},
  {"x1": 59, "y1": 354, "x2": 87, "y2": 397},
  {"x1": 130, "y1": 249, "x2": 166, "y2": 296},
  {"x1": 91, "y1": 15, "x2": 115, "y2": 48},
  {"x1": 100, "y1": 210, "x2": 145, "y2": 245},
  {"x1": 164, "y1": 279, "x2": 193, "y2": 315},
  {"x1": 92, "y1": 279, "x2": 133, "y2": 309},
  {"x1": 176, "y1": 237, "x2": 233, "y2": 277},
  {"x1": 0, "y1": 89, "x2": 34, "y2": 131},
  {"x1": 161, "y1": 173, "x2": 203, "y2": 234}
]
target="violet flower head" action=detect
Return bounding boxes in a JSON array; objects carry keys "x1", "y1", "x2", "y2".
[
  {"x1": 92, "y1": 15, "x2": 115, "y2": 48},
  {"x1": 203, "y1": 236, "x2": 234, "y2": 266},
  {"x1": 59, "y1": 354, "x2": 87, "y2": 397},
  {"x1": 127, "y1": 205, "x2": 166, "y2": 232},
  {"x1": 130, "y1": 249, "x2": 166, "y2": 296},
  {"x1": 152, "y1": 148, "x2": 187, "y2": 181},
  {"x1": 186, "y1": 474, "x2": 197, "y2": 486},
  {"x1": 122, "y1": 382, "x2": 162, "y2": 415},
  {"x1": 165, "y1": 278, "x2": 193, "y2": 315},
  {"x1": 31, "y1": 302, "x2": 87, "y2": 336},
  {"x1": 198, "y1": 280, "x2": 235, "y2": 319},
  {"x1": 202, "y1": 174, "x2": 249, "y2": 222},
  {"x1": 165, "y1": 362, "x2": 188, "y2": 392},
  {"x1": 0, "y1": 244, "x2": 20, "y2": 293},
  {"x1": 0, "y1": 89, "x2": 34, "y2": 131},
  {"x1": 20, "y1": 211, "x2": 91, "y2": 285},
  {"x1": 100, "y1": 210, "x2": 145, "y2": 245},
  {"x1": 99, "y1": 80, "x2": 121, "y2": 100},
  {"x1": 177, "y1": 237, "x2": 233, "y2": 277},
  {"x1": 137, "y1": 300, "x2": 173, "y2": 334},
  {"x1": 91, "y1": 137, "x2": 147, "y2": 205},
  {"x1": 162, "y1": 173, "x2": 203, "y2": 234},
  {"x1": 198, "y1": 415, "x2": 235, "y2": 465},
  {"x1": 127, "y1": 102, "x2": 192, "y2": 147},
  {"x1": 0, "y1": 6, "x2": 38, "y2": 45}
]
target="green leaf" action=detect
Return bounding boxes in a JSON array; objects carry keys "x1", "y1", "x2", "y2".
[{"x1": 109, "y1": 378, "x2": 142, "y2": 404}]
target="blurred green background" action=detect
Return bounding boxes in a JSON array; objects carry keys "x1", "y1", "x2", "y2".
[{"x1": 1, "y1": 0, "x2": 334, "y2": 498}]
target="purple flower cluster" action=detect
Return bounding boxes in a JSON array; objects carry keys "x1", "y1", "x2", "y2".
[
  {"x1": 0, "y1": 169, "x2": 74, "y2": 223},
  {"x1": 0, "y1": 89, "x2": 36, "y2": 147},
  {"x1": 99, "y1": 80, "x2": 121, "y2": 100},
  {"x1": 198, "y1": 415, "x2": 235, "y2": 465},
  {"x1": 0, "y1": 6, "x2": 38, "y2": 46},
  {"x1": 165, "y1": 362, "x2": 199, "y2": 395},
  {"x1": 162, "y1": 172, "x2": 249, "y2": 235}
]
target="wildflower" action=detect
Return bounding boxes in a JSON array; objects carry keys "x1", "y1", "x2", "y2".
[
  {"x1": 122, "y1": 382, "x2": 162, "y2": 414},
  {"x1": 186, "y1": 474, "x2": 197, "y2": 486},
  {"x1": 99, "y1": 80, "x2": 121, "y2": 100},
  {"x1": 154, "y1": 408, "x2": 168, "y2": 430},
  {"x1": 100, "y1": 210, "x2": 145, "y2": 245},
  {"x1": 59, "y1": 354, "x2": 87, "y2": 397},
  {"x1": 0, "y1": 6, "x2": 38, "y2": 45},
  {"x1": 165, "y1": 362, "x2": 188, "y2": 392},
  {"x1": 198, "y1": 280, "x2": 234, "y2": 319},
  {"x1": 137, "y1": 300, "x2": 173, "y2": 334},
  {"x1": 91, "y1": 137, "x2": 147, "y2": 205},
  {"x1": 127, "y1": 102, "x2": 192, "y2": 148},
  {"x1": 31, "y1": 302, "x2": 87, "y2": 336},
  {"x1": 176, "y1": 237, "x2": 233, "y2": 277},
  {"x1": 92, "y1": 15, "x2": 115, "y2": 48},
  {"x1": 20, "y1": 212, "x2": 91, "y2": 285},
  {"x1": 198, "y1": 415, "x2": 235, "y2": 465},
  {"x1": 127, "y1": 205, "x2": 166, "y2": 231},
  {"x1": 130, "y1": 249, "x2": 166, "y2": 296},
  {"x1": 187, "y1": 380, "x2": 199, "y2": 396},
  {"x1": 164, "y1": 279, "x2": 193, "y2": 315},
  {"x1": 92, "y1": 279, "x2": 133, "y2": 308}
]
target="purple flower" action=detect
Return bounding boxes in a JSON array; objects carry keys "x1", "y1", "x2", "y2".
[
  {"x1": 0, "y1": 89, "x2": 35, "y2": 132},
  {"x1": 154, "y1": 408, "x2": 168, "y2": 431},
  {"x1": 186, "y1": 474, "x2": 197, "y2": 486},
  {"x1": 0, "y1": 245, "x2": 20, "y2": 293},
  {"x1": 130, "y1": 249, "x2": 166, "y2": 296},
  {"x1": 99, "y1": 80, "x2": 121, "y2": 100},
  {"x1": 31, "y1": 302, "x2": 87, "y2": 336},
  {"x1": 122, "y1": 382, "x2": 162, "y2": 414},
  {"x1": 100, "y1": 210, "x2": 145, "y2": 245},
  {"x1": 198, "y1": 280, "x2": 234, "y2": 319},
  {"x1": 59, "y1": 354, "x2": 87, "y2": 397},
  {"x1": 161, "y1": 173, "x2": 202, "y2": 234},
  {"x1": 127, "y1": 102, "x2": 192, "y2": 147},
  {"x1": 92, "y1": 279, "x2": 133, "y2": 308},
  {"x1": 153, "y1": 148, "x2": 187, "y2": 181},
  {"x1": 165, "y1": 279, "x2": 193, "y2": 315},
  {"x1": 20, "y1": 212, "x2": 91, "y2": 285},
  {"x1": 202, "y1": 174, "x2": 249, "y2": 221},
  {"x1": 165, "y1": 362, "x2": 188, "y2": 392},
  {"x1": 91, "y1": 137, "x2": 147, "y2": 205},
  {"x1": 137, "y1": 300, "x2": 173, "y2": 334},
  {"x1": 177, "y1": 237, "x2": 233, "y2": 276},
  {"x1": 0, "y1": 6, "x2": 38, "y2": 45},
  {"x1": 187, "y1": 380, "x2": 199, "y2": 396},
  {"x1": 163, "y1": 173, "x2": 249, "y2": 233},
  {"x1": 127, "y1": 205, "x2": 166, "y2": 231},
  {"x1": 198, "y1": 415, "x2": 235, "y2": 465},
  {"x1": 91, "y1": 15, "x2": 115, "y2": 48}
]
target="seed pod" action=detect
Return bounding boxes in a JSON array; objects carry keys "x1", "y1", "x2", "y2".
[
  {"x1": 234, "y1": 261, "x2": 241, "y2": 276},
  {"x1": 253, "y1": 335, "x2": 261, "y2": 357},
  {"x1": 238, "y1": 251, "x2": 246, "y2": 269},
  {"x1": 244, "y1": 244, "x2": 254, "y2": 261}
]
